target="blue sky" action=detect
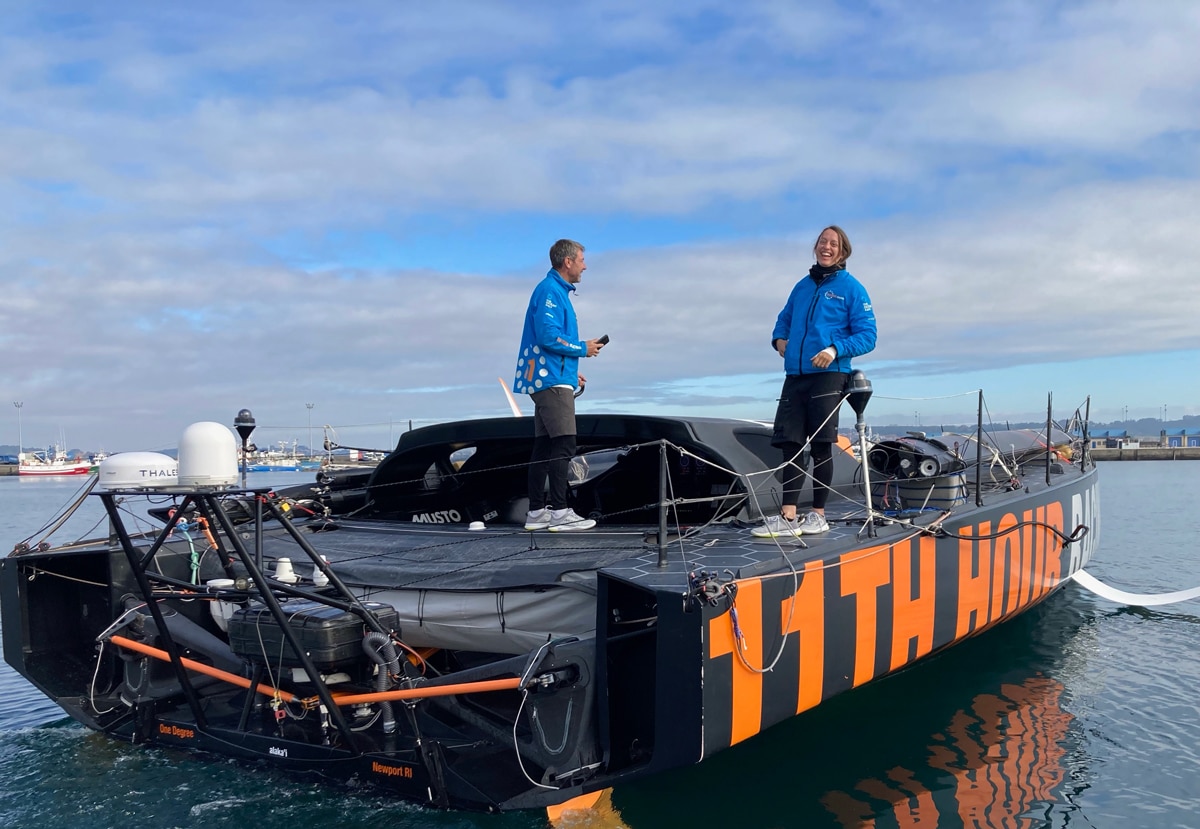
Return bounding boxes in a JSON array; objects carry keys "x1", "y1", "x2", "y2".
[{"x1": 2, "y1": 1, "x2": 1199, "y2": 452}]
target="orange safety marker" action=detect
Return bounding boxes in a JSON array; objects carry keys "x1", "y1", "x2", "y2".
[{"x1": 546, "y1": 789, "x2": 629, "y2": 827}]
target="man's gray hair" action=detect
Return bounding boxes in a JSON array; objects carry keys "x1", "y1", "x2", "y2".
[{"x1": 549, "y1": 239, "x2": 584, "y2": 270}]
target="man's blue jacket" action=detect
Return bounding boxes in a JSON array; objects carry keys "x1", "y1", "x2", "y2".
[{"x1": 513, "y1": 269, "x2": 585, "y2": 394}]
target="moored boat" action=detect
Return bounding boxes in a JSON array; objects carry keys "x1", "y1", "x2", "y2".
[
  {"x1": 18, "y1": 445, "x2": 94, "y2": 476},
  {"x1": 241, "y1": 442, "x2": 322, "y2": 473},
  {"x1": 0, "y1": 376, "x2": 1100, "y2": 816}
]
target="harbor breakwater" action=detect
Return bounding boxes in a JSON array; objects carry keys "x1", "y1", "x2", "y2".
[{"x1": 1089, "y1": 446, "x2": 1200, "y2": 461}]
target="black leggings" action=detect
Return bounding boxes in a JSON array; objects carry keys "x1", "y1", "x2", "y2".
[
  {"x1": 528, "y1": 434, "x2": 576, "y2": 511},
  {"x1": 778, "y1": 440, "x2": 835, "y2": 511}
]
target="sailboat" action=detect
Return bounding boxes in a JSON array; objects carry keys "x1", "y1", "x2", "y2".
[{"x1": 0, "y1": 376, "x2": 1101, "y2": 816}]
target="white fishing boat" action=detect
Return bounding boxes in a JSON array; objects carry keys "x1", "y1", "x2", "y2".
[{"x1": 18, "y1": 445, "x2": 94, "y2": 476}]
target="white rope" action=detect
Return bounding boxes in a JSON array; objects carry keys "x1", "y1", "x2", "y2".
[{"x1": 1072, "y1": 570, "x2": 1200, "y2": 606}]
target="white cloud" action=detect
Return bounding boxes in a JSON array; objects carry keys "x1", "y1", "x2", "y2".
[{"x1": 2, "y1": 2, "x2": 1199, "y2": 450}]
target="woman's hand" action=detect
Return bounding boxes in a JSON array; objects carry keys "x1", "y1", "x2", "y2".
[{"x1": 810, "y1": 346, "x2": 837, "y2": 369}]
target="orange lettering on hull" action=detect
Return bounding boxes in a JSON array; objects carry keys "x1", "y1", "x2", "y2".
[
  {"x1": 998, "y1": 513, "x2": 1022, "y2": 619},
  {"x1": 158, "y1": 722, "x2": 195, "y2": 740},
  {"x1": 890, "y1": 536, "x2": 936, "y2": 671},
  {"x1": 371, "y1": 760, "x2": 414, "y2": 779},
  {"x1": 987, "y1": 517, "x2": 1009, "y2": 622},
  {"x1": 840, "y1": 544, "x2": 892, "y2": 688},
  {"x1": 1031, "y1": 506, "x2": 1049, "y2": 602},
  {"x1": 708, "y1": 578, "x2": 763, "y2": 745},
  {"x1": 1042, "y1": 501, "x2": 1064, "y2": 589},
  {"x1": 955, "y1": 525, "x2": 991, "y2": 638},
  {"x1": 780, "y1": 560, "x2": 826, "y2": 715},
  {"x1": 1019, "y1": 509, "x2": 1035, "y2": 607}
]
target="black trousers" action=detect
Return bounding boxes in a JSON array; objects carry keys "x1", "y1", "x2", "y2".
[
  {"x1": 777, "y1": 440, "x2": 835, "y2": 510},
  {"x1": 771, "y1": 372, "x2": 847, "y2": 511},
  {"x1": 528, "y1": 434, "x2": 576, "y2": 511}
]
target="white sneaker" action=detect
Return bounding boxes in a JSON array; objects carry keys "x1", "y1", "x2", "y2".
[
  {"x1": 524, "y1": 509, "x2": 551, "y2": 531},
  {"x1": 797, "y1": 512, "x2": 830, "y2": 534},
  {"x1": 547, "y1": 508, "x2": 596, "y2": 532},
  {"x1": 751, "y1": 514, "x2": 802, "y2": 538}
]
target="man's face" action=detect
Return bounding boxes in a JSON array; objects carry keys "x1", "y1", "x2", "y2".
[{"x1": 561, "y1": 251, "x2": 587, "y2": 283}]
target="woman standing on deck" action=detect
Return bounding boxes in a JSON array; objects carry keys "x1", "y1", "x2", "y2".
[{"x1": 753, "y1": 225, "x2": 877, "y2": 538}]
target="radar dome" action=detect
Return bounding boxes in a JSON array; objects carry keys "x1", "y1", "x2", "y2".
[
  {"x1": 97, "y1": 452, "x2": 179, "y2": 490},
  {"x1": 177, "y1": 422, "x2": 239, "y2": 487}
]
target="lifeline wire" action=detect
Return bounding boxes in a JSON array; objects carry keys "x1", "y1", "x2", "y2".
[{"x1": 512, "y1": 640, "x2": 559, "y2": 791}]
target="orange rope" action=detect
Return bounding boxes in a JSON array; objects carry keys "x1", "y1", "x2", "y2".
[
  {"x1": 110, "y1": 634, "x2": 299, "y2": 703},
  {"x1": 108, "y1": 634, "x2": 520, "y2": 705},
  {"x1": 331, "y1": 677, "x2": 519, "y2": 705}
]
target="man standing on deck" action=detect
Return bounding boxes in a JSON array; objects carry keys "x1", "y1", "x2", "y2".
[{"x1": 513, "y1": 239, "x2": 606, "y2": 531}]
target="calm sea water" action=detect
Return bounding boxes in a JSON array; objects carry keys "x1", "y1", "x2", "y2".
[{"x1": 1, "y1": 463, "x2": 1199, "y2": 828}]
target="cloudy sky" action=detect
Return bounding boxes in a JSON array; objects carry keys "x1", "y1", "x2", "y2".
[{"x1": 3, "y1": 1, "x2": 1198, "y2": 454}]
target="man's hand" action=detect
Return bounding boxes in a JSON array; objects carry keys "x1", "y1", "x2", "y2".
[
  {"x1": 586, "y1": 339, "x2": 605, "y2": 357},
  {"x1": 775, "y1": 338, "x2": 787, "y2": 358}
]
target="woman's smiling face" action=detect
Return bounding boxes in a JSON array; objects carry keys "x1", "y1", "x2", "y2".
[{"x1": 815, "y1": 228, "x2": 842, "y2": 267}]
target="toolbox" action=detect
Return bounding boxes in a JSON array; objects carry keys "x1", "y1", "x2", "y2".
[{"x1": 227, "y1": 598, "x2": 400, "y2": 670}]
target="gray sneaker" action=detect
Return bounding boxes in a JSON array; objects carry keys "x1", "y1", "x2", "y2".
[
  {"x1": 547, "y1": 508, "x2": 596, "y2": 532},
  {"x1": 524, "y1": 509, "x2": 551, "y2": 531},
  {"x1": 751, "y1": 514, "x2": 802, "y2": 538},
  {"x1": 797, "y1": 512, "x2": 830, "y2": 534}
]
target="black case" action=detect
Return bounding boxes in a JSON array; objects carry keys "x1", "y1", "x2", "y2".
[{"x1": 228, "y1": 599, "x2": 400, "y2": 670}]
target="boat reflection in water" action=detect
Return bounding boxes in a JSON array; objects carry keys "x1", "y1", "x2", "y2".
[
  {"x1": 822, "y1": 675, "x2": 1072, "y2": 828},
  {"x1": 607, "y1": 588, "x2": 1089, "y2": 829}
]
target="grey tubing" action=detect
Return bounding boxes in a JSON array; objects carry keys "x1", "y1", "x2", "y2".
[{"x1": 362, "y1": 631, "x2": 401, "y2": 733}]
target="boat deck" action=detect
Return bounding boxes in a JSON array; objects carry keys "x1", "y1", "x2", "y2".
[{"x1": 263, "y1": 502, "x2": 945, "y2": 595}]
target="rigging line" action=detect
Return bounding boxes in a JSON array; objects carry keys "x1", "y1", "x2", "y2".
[
  {"x1": 729, "y1": 551, "x2": 806, "y2": 676},
  {"x1": 820, "y1": 513, "x2": 1074, "y2": 575},
  {"x1": 88, "y1": 640, "x2": 118, "y2": 715},
  {"x1": 749, "y1": 519, "x2": 945, "y2": 584},
  {"x1": 658, "y1": 445, "x2": 735, "y2": 579},
  {"x1": 673, "y1": 420, "x2": 828, "y2": 502},
  {"x1": 1071, "y1": 570, "x2": 1200, "y2": 607},
  {"x1": 653, "y1": 444, "x2": 805, "y2": 667},
  {"x1": 18, "y1": 475, "x2": 98, "y2": 547},
  {"x1": 717, "y1": 469, "x2": 819, "y2": 674},
  {"x1": 512, "y1": 689, "x2": 559, "y2": 790},
  {"x1": 357, "y1": 440, "x2": 663, "y2": 494},
  {"x1": 934, "y1": 521, "x2": 1086, "y2": 546},
  {"x1": 512, "y1": 640, "x2": 559, "y2": 791},
  {"x1": 23, "y1": 567, "x2": 108, "y2": 588},
  {"x1": 870, "y1": 389, "x2": 982, "y2": 402}
]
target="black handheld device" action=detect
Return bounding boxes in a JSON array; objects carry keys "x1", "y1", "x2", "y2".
[{"x1": 597, "y1": 334, "x2": 610, "y2": 345}]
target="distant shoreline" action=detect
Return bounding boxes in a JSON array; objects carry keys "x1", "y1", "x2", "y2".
[
  {"x1": 5, "y1": 446, "x2": 1199, "y2": 478},
  {"x1": 1089, "y1": 447, "x2": 1200, "y2": 461}
]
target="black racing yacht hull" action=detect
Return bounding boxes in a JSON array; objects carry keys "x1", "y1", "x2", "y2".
[{"x1": 2, "y1": 399, "x2": 1100, "y2": 814}]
